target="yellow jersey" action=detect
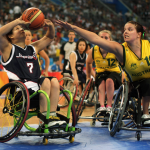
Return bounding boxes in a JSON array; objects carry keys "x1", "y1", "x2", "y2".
[
  {"x1": 122, "y1": 40, "x2": 150, "y2": 82},
  {"x1": 93, "y1": 45, "x2": 121, "y2": 74}
]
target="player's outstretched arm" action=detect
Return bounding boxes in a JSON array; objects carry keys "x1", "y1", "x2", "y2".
[{"x1": 55, "y1": 19, "x2": 123, "y2": 63}]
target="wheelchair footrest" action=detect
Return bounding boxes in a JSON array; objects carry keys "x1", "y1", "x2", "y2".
[{"x1": 17, "y1": 128, "x2": 82, "y2": 138}]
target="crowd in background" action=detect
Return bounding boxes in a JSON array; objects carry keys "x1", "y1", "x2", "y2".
[{"x1": 0, "y1": 0, "x2": 150, "y2": 71}]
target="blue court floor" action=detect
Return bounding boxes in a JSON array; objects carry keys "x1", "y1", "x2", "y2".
[{"x1": 1, "y1": 122, "x2": 150, "y2": 150}]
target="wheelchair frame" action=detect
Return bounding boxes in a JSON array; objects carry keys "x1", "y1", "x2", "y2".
[
  {"x1": 75, "y1": 78, "x2": 111, "y2": 126},
  {"x1": 109, "y1": 80, "x2": 150, "y2": 141},
  {"x1": 0, "y1": 81, "x2": 81, "y2": 144}
]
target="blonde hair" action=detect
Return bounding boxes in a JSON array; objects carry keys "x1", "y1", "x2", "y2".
[
  {"x1": 98, "y1": 30, "x2": 113, "y2": 41},
  {"x1": 24, "y1": 30, "x2": 31, "y2": 33}
]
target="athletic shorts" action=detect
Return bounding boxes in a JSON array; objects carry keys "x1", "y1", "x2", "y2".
[
  {"x1": 95, "y1": 71, "x2": 122, "y2": 90},
  {"x1": 131, "y1": 78, "x2": 150, "y2": 98},
  {"x1": 78, "y1": 72, "x2": 86, "y2": 84},
  {"x1": 14, "y1": 77, "x2": 55, "y2": 109}
]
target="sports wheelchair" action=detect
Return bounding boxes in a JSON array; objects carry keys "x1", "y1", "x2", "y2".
[
  {"x1": 75, "y1": 78, "x2": 115, "y2": 126},
  {"x1": 0, "y1": 80, "x2": 81, "y2": 145},
  {"x1": 109, "y1": 79, "x2": 150, "y2": 141}
]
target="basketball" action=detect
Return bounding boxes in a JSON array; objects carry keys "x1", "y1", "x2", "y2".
[{"x1": 22, "y1": 7, "x2": 45, "y2": 30}]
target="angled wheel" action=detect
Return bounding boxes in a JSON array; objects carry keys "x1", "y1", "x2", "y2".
[
  {"x1": 108, "y1": 81, "x2": 128, "y2": 137},
  {"x1": 59, "y1": 76, "x2": 78, "y2": 106},
  {"x1": 57, "y1": 86, "x2": 77, "y2": 126},
  {"x1": 76, "y1": 79, "x2": 93, "y2": 120},
  {"x1": 0, "y1": 81, "x2": 30, "y2": 142}
]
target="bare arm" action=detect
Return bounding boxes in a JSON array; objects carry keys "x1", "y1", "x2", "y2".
[
  {"x1": 32, "y1": 19, "x2": 55, "y2": 54},
  {"x1": 69, "y1": 53, "x2": 79, "y2": 85},
  {"x1": 86, "y1": 48, "x2": 94, "y2": 79},
  {"x1": 55, "y1": 20, "x2": 124, "y2": 64},
  {"x1": 59, "y1": 54, "x2": 64, "y2": 70},
  {"x1": 0, "y1": 17, "x2": 30, "y2": 53},
  {"x1": 39, "y1": 50, "x2": 50, "y2": 76}
]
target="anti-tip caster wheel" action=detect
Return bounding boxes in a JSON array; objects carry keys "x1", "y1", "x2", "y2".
[
  {"x1": 90, "y1": 121, "x2": 96, "y2": 127},
  {"x1": 69, "y1": 136, "x2": 74, "y2": 143},
  {"x1": 135, "y1": 131, "x2": 142, "y2": 141},
  {"x1": 43, "y1": 137, "x2": 48, "y2": 145}
]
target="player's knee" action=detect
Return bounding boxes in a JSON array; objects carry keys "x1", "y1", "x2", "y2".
[
  {"x1": 106, "y1": 78, "x2": 114, "y2": 85},
  {"x1": 99, "y1": 80, "x2": 105, "y2": 90},
  {"x1": 41, "y1": 78, "x2": 51, "y2": 89},
  {"x1": 51, "y1": 78, "x2": 60, "y2": 89}
]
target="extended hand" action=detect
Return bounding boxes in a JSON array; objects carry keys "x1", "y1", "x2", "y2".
[{"x1": 55, "y1": 20, "x2": 73, "y2": 30}]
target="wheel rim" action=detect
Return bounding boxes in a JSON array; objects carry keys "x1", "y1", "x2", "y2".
[{"x1": 0, "y1": 82, "x2": 29, "y2": 142}]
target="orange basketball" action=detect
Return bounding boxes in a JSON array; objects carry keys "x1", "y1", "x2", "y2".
[{"x1": 22, "y1": 7, "x2": 45, "y2": 30}]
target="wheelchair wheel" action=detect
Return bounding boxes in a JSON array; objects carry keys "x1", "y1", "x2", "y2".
[
  {"x1": 59, "y1": 76, "x2": 78, "y2": 106},
  {"x1": 76, "y1": 78, "x2": 93, "y2": 120},
  {"x1": 108, "y1": 81, "x2": 128, "y2": 137},
  {"x1": 0, "y1": 81, "x2": 30, "y2": 142},
  {"x1": 57, "y1": 86, "x2": 77, "y2": 126}
]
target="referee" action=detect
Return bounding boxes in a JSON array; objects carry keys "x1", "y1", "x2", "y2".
[{"x1": 59, "y1": 30, "x2": 76, "y2": 75}]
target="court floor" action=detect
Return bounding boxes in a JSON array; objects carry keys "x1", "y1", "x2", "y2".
[{"x1": 1, "y1": 121, "x2": 150, "y2": 150}]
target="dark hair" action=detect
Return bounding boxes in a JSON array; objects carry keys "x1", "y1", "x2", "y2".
[
  {"x1": 6, "y1": 29, "x2": 13, "y2": 43},
  {"x1": 127, "y1": 21, "x2": 145, "y2": 39},
  {"x1": 68, "y1": 30, "x2": 75, "y2": 34},
  {"x1": 87, "y1": 43, "x2": 91, "y2": 48},
  {"x1": 75, "y1": 38, "x2": 88, "y2": 53}
]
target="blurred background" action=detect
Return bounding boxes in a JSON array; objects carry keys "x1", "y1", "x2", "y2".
[{"x1": 0, "y1": 0, "x2": 150, "y2": 71}]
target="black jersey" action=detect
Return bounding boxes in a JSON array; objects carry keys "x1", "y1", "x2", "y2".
[
  {"x1": 60, "y1": 41, "x2": 76, "y2": 73},
  {"x1": 66, "y1": 50, "x2": 87, "y2": 74},
  {"x1": 1, "y1": 44, "x2": 41, "y2": 90}
]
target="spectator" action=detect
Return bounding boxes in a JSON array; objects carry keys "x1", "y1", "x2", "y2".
[{"x1": 59, "y1": 30, "x2": 76, "y2": 75}]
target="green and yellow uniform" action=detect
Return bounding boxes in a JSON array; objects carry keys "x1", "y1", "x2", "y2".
[
  {"x1": 93, "y1": 45, "x2": 121, "y2": 74},
  {"x1": 122, "y1": 40, "x2": 150, "y2": 82}
]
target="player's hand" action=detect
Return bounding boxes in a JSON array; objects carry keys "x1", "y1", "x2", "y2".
[
  {"x1": 55, "y1": 20, "x2": 73, "y2": 30},
  {"x1": 42, "y1": 71, "x2": 48, "y2": 77},
  {"x1": 17, "y1": 16, "x2": 31, "y2": 29},
  {"x1": 73, "y1": 78, "x2": 79, "y2": 86}
]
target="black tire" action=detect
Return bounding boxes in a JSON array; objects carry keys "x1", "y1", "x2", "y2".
[
  {"x1": 58, "y1": 76, "x2": 78, "y2": 106},
  {"x1": 57, "y1": 86, "x2": 77, "y2": 126},
  {"x1": 0, "y1": 81, "x2": 30, "y2": 142},
  {"x1": 108, "y1": 81, "x2": 128, "y2": 137}
]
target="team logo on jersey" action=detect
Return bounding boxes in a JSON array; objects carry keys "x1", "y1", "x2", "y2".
[
  {"x1": 16, "y1": 52, "x2": 37, "y2": 60},
  {"x1": 96, "y1": 60, "x2": 100, "y2": 63},
  {"x1": 130, "y1": 63, "x2": 138, "y2": 70},
  {"x1": 103, "y1": 60, "x2": 106, "y2": 64},
  {"x1": 140, "y1": 62, "x2": 144, "y2": 66},
  {"x1": 33, "y1": 52, "x2": 37, "y2": 60}
]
